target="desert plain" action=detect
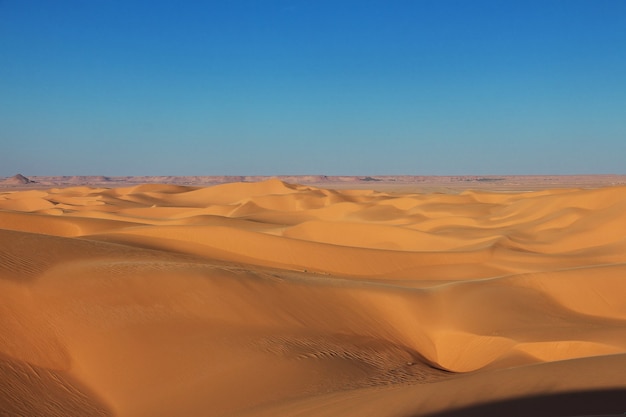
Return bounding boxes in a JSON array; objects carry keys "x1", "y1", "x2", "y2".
[{"x1": 1, "y1": 175, "x2": 626, "y2": 416}]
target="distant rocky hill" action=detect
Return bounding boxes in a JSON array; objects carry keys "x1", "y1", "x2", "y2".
[{"x1": 2, "y1": 174, "x2": 34, "y2": 185}]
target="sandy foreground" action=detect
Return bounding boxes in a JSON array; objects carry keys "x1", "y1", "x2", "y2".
[{"x1": 1, "y1": 179, "x2": 626, "y2": 416}]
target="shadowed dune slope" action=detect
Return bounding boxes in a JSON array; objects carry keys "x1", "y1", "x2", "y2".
[{"x1": 1, "y1": 180, "x2": 626, "y2": 417}]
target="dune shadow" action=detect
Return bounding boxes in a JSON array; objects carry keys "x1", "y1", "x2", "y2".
[
  {"x1": 418, "y1": 389, "x2": 626, "y2": 417},
  {"x1": 0, "y1": 355, "x2": 112, "y2": 416}
]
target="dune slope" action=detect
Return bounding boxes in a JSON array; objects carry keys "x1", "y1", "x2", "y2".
[{"x1": 1, "y1": 180, "x2": 626, "y2": 416}]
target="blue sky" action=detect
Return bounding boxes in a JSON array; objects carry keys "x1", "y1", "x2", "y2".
[{"x1": 1, "y1": 0, "x2": 625, "y2": 176}]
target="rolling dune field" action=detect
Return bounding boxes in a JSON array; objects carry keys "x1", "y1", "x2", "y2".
[{"x1": 1, "y1": 179, "x2": 626, "y2": 416}]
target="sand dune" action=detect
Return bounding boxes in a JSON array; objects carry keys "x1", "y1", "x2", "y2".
[{"x1": 1, "y1": 180, "x2": 626, "y2": 416}]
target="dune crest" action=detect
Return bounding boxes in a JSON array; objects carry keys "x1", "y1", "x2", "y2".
[{"x1": 2, "y1": 180, "x2": 626, "y2": 416}]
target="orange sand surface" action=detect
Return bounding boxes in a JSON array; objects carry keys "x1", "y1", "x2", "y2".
[{"x1": 1, "y1": 179, "x2": 625, "y2": 416}]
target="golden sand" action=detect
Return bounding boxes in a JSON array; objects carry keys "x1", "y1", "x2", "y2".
[{"x1": 1, "y1": 179, "x2": 625, "y2": 416}]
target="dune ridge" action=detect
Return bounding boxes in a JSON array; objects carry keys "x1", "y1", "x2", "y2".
[{"x1": 1, "y1": 179, "x2": 626, "y2": 416}]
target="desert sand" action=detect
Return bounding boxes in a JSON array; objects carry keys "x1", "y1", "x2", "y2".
[{"x1": 1, "y1": 179, "x2": 626, "y2": 416}]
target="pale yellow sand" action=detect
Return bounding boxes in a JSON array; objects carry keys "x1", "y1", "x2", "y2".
[{"x1": 1, "y1": 179, "x2": 625, "y2": 416}]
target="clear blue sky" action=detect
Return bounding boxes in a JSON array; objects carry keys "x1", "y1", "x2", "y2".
[{"x1": 1, "y1": 0, "x2": 625, "y2": 176}]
